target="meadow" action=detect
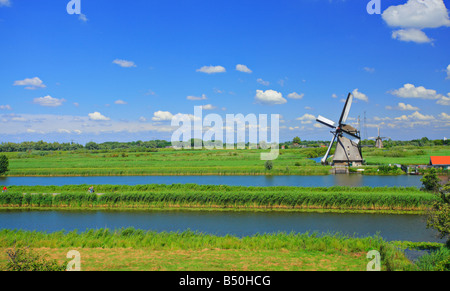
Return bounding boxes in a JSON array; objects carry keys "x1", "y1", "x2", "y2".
[
  {"x1": 0, "y1": 228, "x2": 416, "y2": 271},
  {"x1": 4, "y1": 148, "x2": 330, "y2": 176},
  {"x1": 0, "y1": 184, "x2": 439, "y2": 213},
  {"x1": 2, "y1": 146, "x2": 449, "y2": 177},
  {"x1": 363, "y1": 146, "x2": 450, "y2": 166}
]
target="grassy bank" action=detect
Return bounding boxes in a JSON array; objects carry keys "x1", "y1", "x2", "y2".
[
  {"x1": 3, "y1": 149, "x2": 331, "y2": 176},
  {"x1": 0, "y1": 184, "x2": 439, "y2": 213},
  {"x1": 0, "y1": 228, "x2": 414, "y2": 271}
]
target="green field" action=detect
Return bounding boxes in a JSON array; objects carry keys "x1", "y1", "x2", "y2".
[
  {"x1": 0, "y1": 184, "x2": 439, "y2": 213},
  {"x1": 3, "y1": 148, "x2": 330, "y2": 176},
  {"x1": 363, "y1": 146, "x2": 450, "y2": 166},
  {"x1": 0, "y1": 228, "x2": 416, "y2": 271},
  {"x1": 2, "y1": 146, "x2": 449, "y2": 177}
]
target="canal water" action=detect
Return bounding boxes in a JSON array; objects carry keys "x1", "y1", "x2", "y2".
[
  {"x1": 0, "y1": 174, "x2": 423, "y2": 188},
  {"x1": 0, "y1": 209, "x2": 443, "y2": 243}
]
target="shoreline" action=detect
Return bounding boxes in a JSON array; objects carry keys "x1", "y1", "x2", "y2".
[{"x1": 0, "y1": 205, "x2": 427, "y2": 215}]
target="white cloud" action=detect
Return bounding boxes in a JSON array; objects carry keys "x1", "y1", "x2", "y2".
[
  {"x1": 313, "y1": 123, "x2": 324, "y2": 129},
  {"x1": 257, "y1": 78, "x2": 270, "y2": 86},
  {"x1": 236, "y1": 64, "x2": 252, "y2": 73},
  {"x1": 395, "y1": 111, "x2": 435, "y2": 121},
  {"x1": 201, "y1": 104, "x2": 217, "y2": 110},
  {"x1": 138, "y1": 116, "x2": 147, "y2": 122},
  {"x1": 196, "y1": 65, "x2": 226, "y2": 74},
  {"x1": 392, "y1": 28, "x2": 433, "y2": 43},
  {"x1": 88, "y1": 112, "x2": 110, "y2": 121},
  {"x1": 113, "y1": 59, "x2": 137, "y2": 68},
  {"x1": 386, "y1": 102, "x2": 420, "y2": 111},
  {"x1": 296, "y1": 113, "x2": 316, "y2": 124},
  {"x1": 33, "y1": 96, "x2": 66, "y2": 107},
  {"x1": 287, "y1": 92, "x2": 304, "y2": 99},
  {"x1": 0, "y1": 0, "x2": 11, "y2": 7},
  {"x1": 13, "y1": 77, "x2": 46, "y2": 90},
  {"x1": 439, "y1": 112, "x2": 450, "y2": 120},
  {"x1": 255, "y1": 90, "x2": 287, "y2": 105},
  {"x1": 382, "y1": 0, "x2": 450, "y2": 44},
  {"x1": 352, "y1": 89, "x2": 369, "y2": 102},
  {"x1": 187, "y1": 94, "x2": 207, "y2": 101},
  {"x1": 398, "y1": 102, "x2": 420, "y2": 111},
  {"x1": 382, "y1": 0, "x2": 450, "y2": 29},
  {"x1": 152, "y1": 111, "x2": 174, "y2": 121},
  {"x1": 390, "y1": 83, "x2": 442, "y2": 99},
  {"x1": 331, "y1": 93, "x2": 338, "y2": 98},
  {"x1": 0, "y1": 105, "x2": 12, "y2": 110},
  {"x1": 446, "y1": 64, "x2": 450, "y2": 80},
  {"x1": 437, "y1": 94, "x2": 450, "y2": 105},
  {"x1": 363, "y1": 67, "x2": 375, "y2": 73},
  {"x1": 114, "y1": 100, "x2": 128, "y2": 105},
  {"x1": 58, "y1": 129, "x2": 72, "y2": 134},
  {"x1": 0, "y1": 113, "x2": 175, "y2": 135}
]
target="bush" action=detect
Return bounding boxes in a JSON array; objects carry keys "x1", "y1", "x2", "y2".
[
  {"x1": 378, "y1": 166, "x2": 403, "y2": 175},
  {"x1": 415, "y1": 247, "x2": 450, "y2": 271},
  {"x1": 264, "y1": 161, "x2": 273, "y2": 171},
  {"x1": 421, "y1": 168, "x2": 441, "y2": 192},
  {"x1": 0, "y1": 155, "x2": 8, "y2": 176},
  {"x1": 5, "y1": 247, "x2": 66, "y2": 271}
]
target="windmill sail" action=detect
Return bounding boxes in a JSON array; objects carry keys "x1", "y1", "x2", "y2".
[
  {"x1": 322, "y1": 133, "x2": 337, "y2": 164},
  {"x1": 339, "y1": 93, "x2": 353, "y2": 125},
  {"x1": 317, "y1": 115, "x2": 336, "y2": 129}
]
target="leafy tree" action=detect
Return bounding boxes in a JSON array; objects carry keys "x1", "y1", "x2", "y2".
[
  {"x1": 421, "y1": 168, "x2": 440, "y2": 192},
  {"x1": 0, "y1": 155, "x2": 8, "y2": 176},
  {"x1": 426, "y1": 181, "x2": 450, "y2": 246},
  {"x1": 85, "y1": 142, "x2": 99, "y2": 150},
  {"x1": 293, "y1": 137, "x2": 301, "y2": 144}
]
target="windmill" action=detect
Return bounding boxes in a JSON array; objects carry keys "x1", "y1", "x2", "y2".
[
  {"x1": 316, "y1": 93, "x2": 363, "y2": 166},
  {"x1": 369, "y1": 127, "x2": 389, "y2": 149}
]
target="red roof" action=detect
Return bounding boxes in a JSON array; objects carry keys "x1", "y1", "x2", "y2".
[{"x1": 430, "y1": 156, "x2": 450, "y2": 165}]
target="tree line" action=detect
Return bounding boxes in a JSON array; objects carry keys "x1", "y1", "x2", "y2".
[
  {"x1": 0, "y1": 136, "x2": 448, "y2": 153},
  {"x1": 0, "y1": 140, "x2": 171, "y2": 152}
]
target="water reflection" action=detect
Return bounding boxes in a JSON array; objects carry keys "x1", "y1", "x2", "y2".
[
  {"x1": 0, "y1": 175, "x2": 423, "y2": 188},
  {"x1": 0, "y1": 210, "x2": 443, "y2": 243}
]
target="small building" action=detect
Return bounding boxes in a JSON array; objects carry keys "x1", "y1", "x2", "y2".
[{"x1": 429, "y1": 156, "x2": 450, "y2": 170}]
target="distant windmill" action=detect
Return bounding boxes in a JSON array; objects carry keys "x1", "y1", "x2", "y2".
[
  {"x1": 316, "y1": 93, "x2": 363, "y2": 166},
  {"x1": 369, "y1": 127, "x2": 389, "y2": 149}
]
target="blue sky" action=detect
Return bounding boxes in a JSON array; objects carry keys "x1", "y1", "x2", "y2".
[{"x1": 0, "y1": 0, "x2": 449, "y2": 144}]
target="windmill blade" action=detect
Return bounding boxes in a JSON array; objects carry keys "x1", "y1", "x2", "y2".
[
  {"x1": 339, "y1": 93, "x2": 353, "y2": 125},
  {"x1": 321, "y1": 133, "x2": 337, "y2": 164},
  {"x1": 316, "y1": 115, "x2": 336, "y2": 129},
  {"x1": 341, "y1": 129, "x2": 360, "y2": 140}
]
